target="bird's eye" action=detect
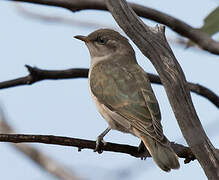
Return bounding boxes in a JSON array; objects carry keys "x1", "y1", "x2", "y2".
[{"x1": 96, "y1": 37, "x2": 107, "y2": 45}]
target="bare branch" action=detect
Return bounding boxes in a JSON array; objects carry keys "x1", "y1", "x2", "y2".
[
  {"x1": 0, "y1": 132, "x2": 196, "y2": 163},
  {"x1": 105, "y1": 0, "x2": 219, "y2": 178},
  {"x1": 16, "y1": 4, "x2": 208, "y2": 54},
  {"x1": 0, "y1": 108, "x2": 81, "y2": 180},
  {"x1": 0, "y1": 65, "x2": 218, "y2": 108},
  {"x1": 0, "y1": 65, "x2": 88, "y2": 89},
  {"x1": 0, "y1": 107, "x2": 196, "y2": 164},
  {"x1": 6, "y1": 0, "x2": 219, "y2": 55},
  {"x1": 188, "y1": 83, "x2": 219, "y2": 108},
  {"x1": 15, "y1": 4, "x2": 115, "y2": 29}
]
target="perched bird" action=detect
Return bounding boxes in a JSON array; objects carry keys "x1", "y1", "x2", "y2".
[{"x1": 74, "y1": 29, "x2": 180, "y2": 172}]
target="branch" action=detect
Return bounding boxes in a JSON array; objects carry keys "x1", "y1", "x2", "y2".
[
  {"x1": 105, "y1": 0, "x2": 219, "y2": 178},
  {"x1": 16, "y1": 4, "x2": 210, "y2": 54},
  {"x1": 0, "y1": 65, "x2": 88, "y2": 89},
  {"x1": 0, "y1": 133, "x2": 196, "y2": 164},
  {"x1": 15, "y1": 4, "x2": 115, "y2": 30},
  {"x1": 0, "y1": 65, "x2": 218, "y2": 108},
  {"x1": 7, "y1": 0, "x2": 219, "y2": 55},
  {"x1": 0, "y1": 108, "x2": 81, "y2": 180}
]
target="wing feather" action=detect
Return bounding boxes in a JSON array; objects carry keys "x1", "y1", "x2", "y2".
[{"x1": 90, "y1": 61, "x2": 164, "y2": 142}]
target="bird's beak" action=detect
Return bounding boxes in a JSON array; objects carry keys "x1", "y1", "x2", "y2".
[{"x1": 74, "y1": 35, "x2": 90, "y2": 43}]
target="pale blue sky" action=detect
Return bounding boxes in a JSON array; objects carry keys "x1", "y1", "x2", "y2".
[{"x1": 0, "y1": 0, "x2": 218, "y2": 179}]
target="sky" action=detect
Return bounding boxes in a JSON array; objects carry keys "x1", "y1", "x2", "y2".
[{"x1": 0, "y1": 0, "x2": 218, "y2": 180}]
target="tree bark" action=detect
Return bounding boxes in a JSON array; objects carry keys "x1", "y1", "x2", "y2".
[{"x1": 105, "y1": 0, "x2": 219, "y2": 179}]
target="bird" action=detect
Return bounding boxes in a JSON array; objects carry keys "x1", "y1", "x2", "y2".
[{"x1": 74, "y1": 28, "x2": 180, "y2": 172}]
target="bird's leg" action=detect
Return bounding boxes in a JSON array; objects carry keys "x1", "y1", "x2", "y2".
[
  {"x1": 137, "y1": 140, "x2": 148, "y2": 160},
  {"x1": 95, "y1": 127, "x2": 111, "y2": 153}
]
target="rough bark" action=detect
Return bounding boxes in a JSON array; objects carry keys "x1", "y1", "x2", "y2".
[{"x1": 105, "y1": 0, "x2": 219, "y2": 179}]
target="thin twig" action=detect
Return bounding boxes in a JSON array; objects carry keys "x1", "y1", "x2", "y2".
[
  {"x1": 7, "y1": 0, "x2": 219, "y2": 55},
  {"x1": 0, "y1": 65, "x2": 218, "y2": 108},
  {"x1": 15, "y1": 4, "x2": 115, "y2": 30}
]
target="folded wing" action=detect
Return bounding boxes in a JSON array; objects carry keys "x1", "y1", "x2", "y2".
[{"x1": 90, "y1": 61, "x2": 164, "y2": 143}]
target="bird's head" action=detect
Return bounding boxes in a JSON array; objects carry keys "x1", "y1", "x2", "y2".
[{"x1": 74, "y1": 29, "x2": 135, "y2": 59}]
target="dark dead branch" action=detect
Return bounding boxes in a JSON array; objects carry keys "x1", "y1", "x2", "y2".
[{"x1": 0, "y1": 65, "x2": 218, "y2": 108}]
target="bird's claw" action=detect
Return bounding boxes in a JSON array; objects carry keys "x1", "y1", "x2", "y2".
[
  {"x1": 137, "y1": 141, "x2": 147, "y2": 160},
  {"x1": 94, "y1": 136, "x2": 107, "y2": 153}
]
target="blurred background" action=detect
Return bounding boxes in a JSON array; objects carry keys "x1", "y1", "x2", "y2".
[{"x1": 0, "y1": 0, "x2": 218, "y2": 179}]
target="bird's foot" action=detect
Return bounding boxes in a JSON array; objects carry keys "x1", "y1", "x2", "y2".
[
  {"x1": 94, "y1": 135, "x2": 107, "y2": 154},
  {"x1": 137, "y1": 141, "x2": 148, "y2": 160}
]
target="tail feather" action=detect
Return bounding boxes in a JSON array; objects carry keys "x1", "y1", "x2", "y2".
[{"x1": 141, "y1": 135, "x2": 180, "y2": 172}]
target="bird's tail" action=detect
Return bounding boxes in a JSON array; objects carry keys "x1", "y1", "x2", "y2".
[{"x1": 141, "y1": 135, "x2": 180, "y2": 172}]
